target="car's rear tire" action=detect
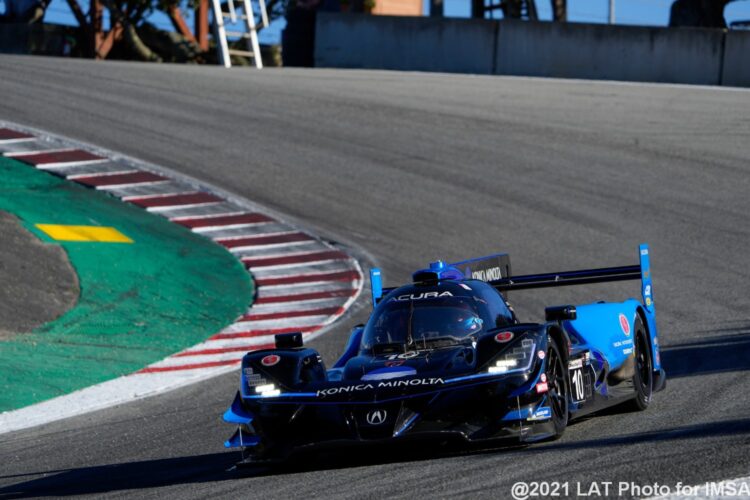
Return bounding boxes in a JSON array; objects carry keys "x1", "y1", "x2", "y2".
[
  {"x1": 626, "y1": 315, "x2": 653, "y2": 411},
  {"x1": 546, "y1": 336, "x2": 569, "y2": 439}
]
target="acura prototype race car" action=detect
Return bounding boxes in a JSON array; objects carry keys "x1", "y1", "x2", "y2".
[{"x1": 223, "y1": 244, "x2": 666, "y2": 463}]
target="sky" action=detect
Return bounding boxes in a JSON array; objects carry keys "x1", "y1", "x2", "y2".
[{"x1": 2, "y1": 0, "x2": 750, "y2": 46}]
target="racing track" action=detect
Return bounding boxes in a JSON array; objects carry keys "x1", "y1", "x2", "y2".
[{"x1": 1, "y1": 55, "x2": 749, "y2": 498}]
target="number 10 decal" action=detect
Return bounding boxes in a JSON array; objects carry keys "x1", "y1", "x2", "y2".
[
  {"x1": 571, "y1": 367, "x2": 585, "y2": 402},
  {"x1": 568, "y1": 356, "x2": 592, "y2": 403}
]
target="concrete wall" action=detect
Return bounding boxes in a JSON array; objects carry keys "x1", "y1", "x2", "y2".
[
  {"x1": 315, "y1": 13, "x2": 497, "y2": 74},
  {"x1": 722, "y1": 30, "x2": 750, "y2": 88},
  {"x1": 314, "y1": 14, "x2": 750, "y2": 87},
  {"x1": 495, "y1": 20, "x2": 724, "y2": 85}
]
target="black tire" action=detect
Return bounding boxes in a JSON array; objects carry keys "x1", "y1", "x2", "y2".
[
  {"x1": 546, "y1": 336, "x2": 569, "y2": 439},
  {"x1": 626, "y1": 315, "x2": 653, "y2": 411}
]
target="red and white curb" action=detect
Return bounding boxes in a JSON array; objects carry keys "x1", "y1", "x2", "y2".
[{"x1": 0, "y1": 123, "x2": 365, "y2": 434}]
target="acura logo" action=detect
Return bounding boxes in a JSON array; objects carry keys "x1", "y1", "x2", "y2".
[{"x1": 366, "y1": 409, "x2": 387, "y2": 425}]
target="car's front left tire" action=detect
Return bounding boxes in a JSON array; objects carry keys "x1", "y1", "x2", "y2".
[{"x1": 546, "y1": 336, "x2": 569, "y2": 439}]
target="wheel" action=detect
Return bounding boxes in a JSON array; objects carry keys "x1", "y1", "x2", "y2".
[
  {"x1": 626, "y1": 315, "x2": 653, "y2": 411},
  {"x1": 546, "y1": 336, "x2": 569, "y2": 439}
]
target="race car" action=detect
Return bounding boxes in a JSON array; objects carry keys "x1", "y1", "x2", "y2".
[{"x1": 223, "y1": 244, "x2": 666, "y2": 463}]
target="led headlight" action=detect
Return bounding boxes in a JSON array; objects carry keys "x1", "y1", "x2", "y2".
[
  {"x1": 488, "y1": 338, "x2": 536, "y2": 375},
  {"x1": 254, "y1": 383, "x2": 281, "y2": 397}
]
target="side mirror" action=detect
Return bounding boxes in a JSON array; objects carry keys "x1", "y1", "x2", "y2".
[
  {"x1": 545, "y1": 305, "x2": 577, "y2": 322},
  {"x1": 275, "y1": 332, "x2": 304, "y2": 349}
]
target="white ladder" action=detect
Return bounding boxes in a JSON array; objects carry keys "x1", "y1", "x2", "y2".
[{"x1": 211, "y1": 0, "x2": 269, "y2": 68}]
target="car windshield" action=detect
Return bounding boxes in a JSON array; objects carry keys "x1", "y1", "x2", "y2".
[{"x1": 361, "y1": 293, "x2": 490, "y2": 352}]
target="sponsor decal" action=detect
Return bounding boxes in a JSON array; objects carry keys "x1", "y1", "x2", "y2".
[
  {"x1": 459, "y1": 255, "x2": 510, "y2": 283},
  {"x1": 471, "y1": 266, "x2": 504, "y2": 282},
  {"x1": 366, "y1": 409, "x2": 387, "y2": 425},
  {"x1": 644, "y1": 285, "x2": 652, "y2": 306},
  {"x1": 540, "y1": 373, "x2": 547, "y2": 382},
  {"x1": 394, "y1": 291, "x2": 453, "y2": 301},
  {"x1": 535, "y1": 382, "x2": 548, "y2": 394},
  {"x1": 568, "y1": 358, "x2": 583, "y2": 370},
  {"x1": 261, "y1": 354, "x2": 281, "y2": 367},
  {"x1": 459, "y1": 283, "x2": 472, "y2": 291},
  {"x1": 619, "y1": 314, "x2": 631, "y2": 336},
  {"x1": 316, "y1": 378, "x2": 445, "y2": 397},
  {"x1": 537, "y1": 350, "x2": 546, "y2": 360},
  {"x1": 384, "y1": 351, "x2": 421, "y2": 360},
  {"x1": 317, "y1": 383, "x2": 374, "y2": 397},
  {"x1": 374, "y1": 378, "x2": 444, "y2": 388},
  {"x1": 528, "y1": 406, "x2": 552, "y2": 421},
  {"x1": 494, "y1": 331, "x2": 514, "y2": 343},
  {"x1": 385, "y1": 360, "x2": 405, "y2": 367},
  {"x1": 361, "y1": 366, "x2": 417, "y2": 381},
  {"x1": 622, "y1": 348, "x2": 633, "y2": 355},
  {"x1": 243, "y1": 367, "x2": 265, "y2": 387},
  {"x1": 641, "y1": 249, "x2": 649, "y2": 256}
]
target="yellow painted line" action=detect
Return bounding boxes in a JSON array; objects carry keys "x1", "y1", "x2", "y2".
[{"x1": 35, "y1": 224, "x2": 133, "y2": 243}]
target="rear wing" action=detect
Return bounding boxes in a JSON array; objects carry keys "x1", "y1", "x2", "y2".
[
  {"x1": 490, "y1": 265, "x2": 639, "y2": 291},
  {"x1": 489, "y1": 243, "x2": 654, "y2": 313},
  {"x1": 369, "y1": 244, "x2": 654, "y2": 313}
]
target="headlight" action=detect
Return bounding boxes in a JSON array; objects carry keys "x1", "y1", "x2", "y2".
[
  {"x1": 488, "y1": 338, "x2": 536, "y2": 375},
  {"x1": 254, "y1": 383, "x2": 281, "y2": 397}
]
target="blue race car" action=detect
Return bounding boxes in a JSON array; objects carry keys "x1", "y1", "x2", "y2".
[{"x1": 223, "y1": 244, "x2": 666, "y2": 463}]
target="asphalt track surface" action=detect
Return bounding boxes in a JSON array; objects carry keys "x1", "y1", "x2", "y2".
[{"x1": 1, "y1": 55, "x2": 749, "y2": 498}]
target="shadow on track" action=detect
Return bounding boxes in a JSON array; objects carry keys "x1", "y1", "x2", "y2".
[
  {"x1": 660, "y1": 327, "x2": 750, "y2": 379},
  {"x1": 0, "y1": 452, "x2": 238, "y2": 499},
  {"x1": 525, "y1": 417, "x2": 750, "y2": 455},
  {"x1": 3, "y1": 418, "x2": 750, "y2": 497},
  {"x1": 0, "y1": 441, "x2": 489, "y2": 498}
]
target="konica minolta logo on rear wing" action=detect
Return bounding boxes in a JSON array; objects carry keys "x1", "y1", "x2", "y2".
[{"x1": 451, "y1": 253, "x2": 511, "y2": 283}]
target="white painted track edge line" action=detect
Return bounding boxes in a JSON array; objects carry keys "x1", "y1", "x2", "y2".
[
  {"x1": 0, "y1": 137, "x2": 36, "y2": 144},
  {"x1": 3, "y1": 147, "x2": 75, "y2": 157},
  {"x1": 169, "y1": 211, "x2": 246, "y2": 222},
  {"x1": 66, "y1": 169, "x2": 139, "y2": 179},
  {"x1": 123, "y1": 190, "x2": 201, "y2": 201},
  {"x1": 146, "y1": 201, "x2": 222, "y2": 212},
  {"x1": 96, "y1": 180, "x2": 172, "y2": 191},
  {"x1": 192, "y1": 221, "x2": 276, "y2": 233},
  {"x1": 0, "y1": 365, "x2": 241, "y2": 434}
]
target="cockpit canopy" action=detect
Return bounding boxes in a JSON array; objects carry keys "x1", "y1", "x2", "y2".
[{"x1": 360, "y1": 280, "x2": 515, "y2": 353}]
